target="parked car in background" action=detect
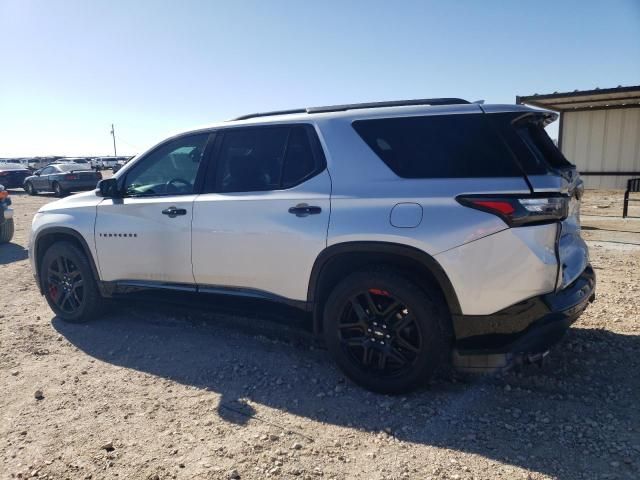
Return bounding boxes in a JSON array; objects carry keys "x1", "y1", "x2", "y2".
[
  {"x1": 100, "y1": 157, "x2": 119, "y2": 170},
  {"x1": 50, "y1": 158, "x2": 93, "y2": 169},
  {"x1": 0, "y1": 162, "x2": 32, "y2": 189},
  {"x1": 111, "y1": 156, "x2": 134, "y2": 174},
  {"x1": 26, "y1": 157, "x2": 57, "y2": 170},
  {"x1": 24, "y1": 163, "x2": 102, "y2": 196},
  {"x1": 0, "y1": 184, "x2": 14, "y2": 243},
  {"x1": 2, "y1": 159, "x2": 24, "y2": 167}
]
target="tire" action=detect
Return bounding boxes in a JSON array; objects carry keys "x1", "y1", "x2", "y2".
[
  {"x1": 40, "y1": 241, "x2": 105, "y2": 322},
  {"x1": 53, "y1": 182, "x2": 65, "y2": 197},
  {"x1": 323, "y1": 269, "x2": 449, "y2": 394},
  {"x1": 24, "y1": 182, "x2": 37, "y2": 195},
  {"x1": 0, "y1": 218, "x2": 14, "y2": 243}
]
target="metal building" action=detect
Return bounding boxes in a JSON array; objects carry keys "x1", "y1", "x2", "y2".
[{"x1": 517, "y1": 85, "x2": 640, "y2": 189}]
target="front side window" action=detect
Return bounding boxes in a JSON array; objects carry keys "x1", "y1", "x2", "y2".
[
  {"x1": 215, "y1": 125, "x2": 322, "y2": 193},
  {"x1": 41, "y1": 166, "x2": 56, "y2": 175},
  {"x1": 123, "y1": 133, "x2": 208, "y2": 196}
]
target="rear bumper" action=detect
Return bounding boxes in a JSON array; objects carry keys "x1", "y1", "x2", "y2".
[
  {"x1": 452, "y1": 265, "x2": 595, "y2": 371},
  {"x1": 1, "y1": 178, "x2": 29, "y2": 188}
]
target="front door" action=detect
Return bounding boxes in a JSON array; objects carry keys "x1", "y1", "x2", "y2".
[
  {"x1": 95, "y1": 132, "x2": 211, "y2": 286},
  {"x1": 192, "y1": 125, "x2": 331, "y2": 301},
  {"x1": 35, "y1": 166, "x2": 55, "y2": 190}
]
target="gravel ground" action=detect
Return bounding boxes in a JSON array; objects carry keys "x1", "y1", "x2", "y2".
[{"x1": 1, "y1": 187, "x2": 639, "y2": 480}]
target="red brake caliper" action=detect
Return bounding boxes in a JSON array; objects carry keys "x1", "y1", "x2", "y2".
[{"x1": 369, "y1": 288, "x2": 390, "y2": 297}]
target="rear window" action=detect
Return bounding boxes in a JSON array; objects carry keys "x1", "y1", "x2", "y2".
[
  {"x1": 352, "y1": 114, "x2": 522, "y2": 178},
  {"x1": 57, "y1": 163, "x2": 92, "y2": 171},
  {"x1": 486, "y1": 113, "x2": 573, "y2": 174}
]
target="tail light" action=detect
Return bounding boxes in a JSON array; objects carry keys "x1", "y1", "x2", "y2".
[
  {"x1": 0, "y1": 171, "x2": 8, "y2": 176},
  {"x1": 64, "y1": 174, "x2": 79, "y2": 180},
  {"x1": 0, "y1": 187, "x2": 8, "y2": 200},
  {"x1": 457, "y1": 195, "x2": 569, "y2": 227},
  {"x1": 96, "y1": 172, "x2": 103, "y2": 179}
]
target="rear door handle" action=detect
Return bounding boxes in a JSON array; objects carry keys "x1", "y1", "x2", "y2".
[
  {"x1": 288, "y1": 203, "x2": 322, "y2": 217},
  {"x1": 162, "y1": 206, "x2": 187, "y2": 218}
]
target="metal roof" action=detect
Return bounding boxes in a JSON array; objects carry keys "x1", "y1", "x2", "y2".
[{"x1": 516, "y1": 85, "x2": 640, "y2": 112}]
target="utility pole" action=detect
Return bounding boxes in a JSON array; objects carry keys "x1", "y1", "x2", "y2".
[{"x1": 110, "y1": 123, "x2": 117, "y2": 157}]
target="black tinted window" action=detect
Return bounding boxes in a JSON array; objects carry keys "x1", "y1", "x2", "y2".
[
  {"x1": 353, "y1": 114, "x2": 521, "y2": 178},
  {"x1": 486, "y1": 113, "x2": 572, "y2": 174},
  {"x1": 215, "y1": 125, "x2": 322, "y2": 192},
  {"x1": 282, "y1": 127, "x2": 317, "y2": 188}
]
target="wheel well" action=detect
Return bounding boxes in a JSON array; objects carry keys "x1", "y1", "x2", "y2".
[
  {"x1": 310, "y1": 244, "x2": 460, "y2": 336},
  {"x1": 34, "y1": 229, "x2": 100, "y2": 292}
]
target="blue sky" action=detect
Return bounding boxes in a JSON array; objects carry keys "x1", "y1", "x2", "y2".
[{"x1": 1, "y1": 0, "x2": 639, "y2": 156}]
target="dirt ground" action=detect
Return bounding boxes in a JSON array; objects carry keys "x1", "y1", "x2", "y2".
[{"x1": 1, "y1": 186, "x2": 639, "y2": 480}]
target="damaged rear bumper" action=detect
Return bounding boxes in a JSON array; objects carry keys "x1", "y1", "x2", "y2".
[{"x1": 452, "y1": 264, "x2": 596, "y2": 373}]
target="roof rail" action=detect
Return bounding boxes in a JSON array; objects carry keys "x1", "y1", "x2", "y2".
[{"x1": 231, "y1": 97, "x2": 470, "y2": 121}]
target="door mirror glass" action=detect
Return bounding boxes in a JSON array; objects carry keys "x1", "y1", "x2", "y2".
[{"x1": 96, "y1": 178, "x2": 121, "y2": 198}]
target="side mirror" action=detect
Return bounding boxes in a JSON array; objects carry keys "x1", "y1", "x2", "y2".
[
  {"x1": 96, "y1": 178, "x2": 122, "y2": 198},
  {"x1": 34, "y1": 171, "x2": 41, "y2": 176}
]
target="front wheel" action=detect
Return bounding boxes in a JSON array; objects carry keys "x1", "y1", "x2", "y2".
[
  {"x1": 24, "y1": 182, "x2": 37, "y2": 195},
  {"x1": 40, "y1": 241, "x2": 105, "y2": 322},
  {"x1": 0, "y1": 218, "x2": 14, "y2": 243},
  {"x1": 323, "y1": 269, "x2": 449, "y2": 394},
  {"x1": 53, "y1": 182, "x2": 65, "y2": 197}
]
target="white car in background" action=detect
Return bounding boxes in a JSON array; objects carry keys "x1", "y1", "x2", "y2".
[{"x1": 100, "y1": 158, "x2": 119, "y2": 170}]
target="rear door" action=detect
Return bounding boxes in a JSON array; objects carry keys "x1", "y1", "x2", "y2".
[
  {"x1": 191, "y1": 124, "x2": 331, "y2": 301},
  {"x1": 486, "y1": 110, "x2": 589, "y2": 290}
]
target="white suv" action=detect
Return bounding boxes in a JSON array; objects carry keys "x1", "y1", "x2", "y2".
[{"x1": 29, "y1": 98, "x2": 595, "y2": 393}]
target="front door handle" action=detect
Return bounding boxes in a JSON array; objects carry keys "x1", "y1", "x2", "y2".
[
  {"x1": 288, "y1": 203, "x2": 322, "y2": 217},
  {"x1": 162, "y1": 206, "x2": 187, "y2": 218}
]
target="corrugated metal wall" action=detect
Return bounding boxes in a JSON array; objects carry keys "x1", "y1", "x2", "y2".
[{"x1": 561, "y1": 108, "x2": 640, "y2": 189}]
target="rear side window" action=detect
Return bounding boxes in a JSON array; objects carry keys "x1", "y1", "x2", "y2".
[
  {"x1": 215, "y1": 125, "x2": 324, "y2": 192},
  {"x1": 487, "y1": 112, "x2": 573, "y2": 174},
  {"x1": 352, "y1": 114, "x2": 522, "y2": 178}
]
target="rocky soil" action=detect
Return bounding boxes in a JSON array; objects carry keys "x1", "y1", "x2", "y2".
[{"x1": 1, "y1": 188, "x2": 639, "y2": 480}]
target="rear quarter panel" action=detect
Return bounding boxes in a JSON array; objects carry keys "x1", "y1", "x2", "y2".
[{"x1": 316, "y1": 112, "x2": 557, "y2": 316}]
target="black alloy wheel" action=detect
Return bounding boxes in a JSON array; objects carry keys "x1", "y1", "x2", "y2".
[
  {"x1": 46, "y1": 255, "x2": 84, "y2": 314},
  {"x1": 337, "y1": 288, "x2": 422, "y2": 377},
  {"x1": 323, "y1": 269, "x2": 448, "y2": 394},
  {"x1": 41, "y1": 241, "x2": 105, "y2": 322}
]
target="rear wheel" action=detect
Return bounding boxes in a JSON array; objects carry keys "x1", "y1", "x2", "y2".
[
  {"x1": 53, "y1": 182, "x2": 65, "y2": 197},
  {"x1": 323, "y1": 269, "x2": 448, "y2": 394},
  {"x1": 24, "y1": 182, "x2": 36, "y2": 195},
  {"x1": 40, "y1": 241, "x2": 105, "y2": 322},
  {"x1": 0, "y1": 218, "x2": 14, "y2": 243}
]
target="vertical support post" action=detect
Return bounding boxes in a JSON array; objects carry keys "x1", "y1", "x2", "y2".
[{"x1": 110, "y1": 124, "x2": 117, "y2": 157}]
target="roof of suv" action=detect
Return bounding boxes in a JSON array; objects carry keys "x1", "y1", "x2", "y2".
[
  {"x1": 152, "y1": 99, "x2": 550, "y2": 149},
  {"x1": 222, "y1": 99, "x2": 545, "y2": 127}
]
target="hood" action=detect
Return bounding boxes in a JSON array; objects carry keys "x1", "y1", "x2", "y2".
[{"x1": 38, "y1": 190, "x2": 102, "y2": 213}]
